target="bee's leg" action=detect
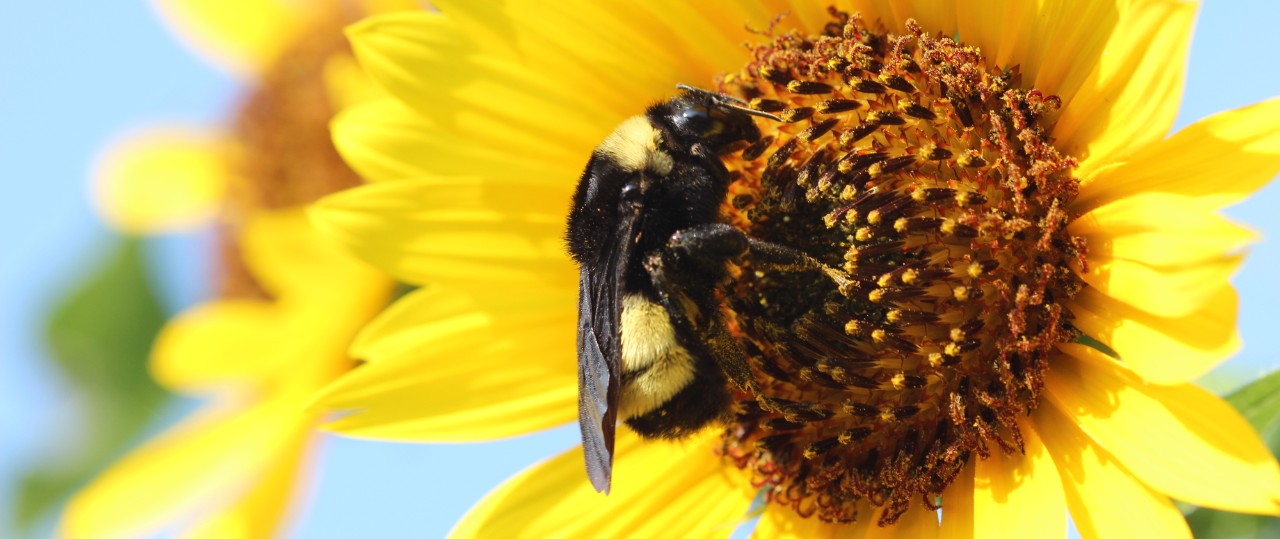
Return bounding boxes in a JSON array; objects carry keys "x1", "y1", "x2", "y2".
[
  {"x1": 644, "y1": 223, "x2": 758, "y2": 394},
  {"x1": 745, "y1": 238, "x2": 860, "y2": 294}
]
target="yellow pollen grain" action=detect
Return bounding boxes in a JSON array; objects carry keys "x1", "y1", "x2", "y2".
[
  {"x1": 940, "y1": 219, "x2": 957, "y2": 235},
  {"x1": 856, "y1": 227, "x2": 874, "y2": 241},
  {"x1": 891, "y1": 373, "x2": 907, "y2": 390},
  {"x1": 869, "y1": 289, "x2": 885, "y2": 303},
  {"x1": 944, "y1": 342, "x2": 962, "y2": 356},
  {"x1": 967, "y1": 262, "x2": 984, "y2": 278},
  {"x1": 953, "y1": 286, "x2": 970, "y2": 301},
  {"x1": 879, "y1": 409, "x2": 896, "y2": 422},
  {"x1": 928, "y1": 352, "x2": 944, "y2": 368},
  {"x1": 901, "y1": 269, "x2": 919, "y2": 284},
  {"x1": 840, "y1": 185, "x2": 857, "y2": 200},
  {"x1": 867, "y1": 210, "x2": 882, "y2": 224},
  {"x1": 887, "y1": 309, "x2": 902, "y2": 323},
  {"x1": 871, "y1": 329, "x2": 887, "y2": 343},
  {"x1": 950, "y1": 327, "x2": 965, "y2": 342},
  {"x1": 844, "y1": 320, "x2": 863, "y2": 335},
  {"x1": 893, "y1": 217, "x2": 908, "y2": 232},
  {"x1": 877, "y1": 273, "x2": 894, "y2": 287}
]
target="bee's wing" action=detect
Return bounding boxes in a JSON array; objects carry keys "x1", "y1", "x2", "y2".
[{"x1": 577, "y1": 199, "x2": 642, "y2": 495}]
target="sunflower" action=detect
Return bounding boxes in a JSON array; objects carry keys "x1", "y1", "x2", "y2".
[
  {"x1": 61, "y1": 0, "x2": 416, "y2": 536},
  {"x1": 311, "y1": 1, "x2": 1280, "y2": 536}
]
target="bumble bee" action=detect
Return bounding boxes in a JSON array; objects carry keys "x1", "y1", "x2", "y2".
[{"x1": 566, "y1": 85, "x2": 843, "y2": 493}]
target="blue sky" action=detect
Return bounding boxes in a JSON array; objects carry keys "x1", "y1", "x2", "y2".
[{"x1": 1, "y1": 1, "x2": 1278, "y2": 538}]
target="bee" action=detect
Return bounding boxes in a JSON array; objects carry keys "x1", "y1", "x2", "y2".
[{"x1": 566, "y1": 85, "x2": 845, "y2": 493}]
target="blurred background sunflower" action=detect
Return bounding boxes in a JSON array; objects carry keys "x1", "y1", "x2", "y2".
[{"x1": 0, "y1": 1, "x2": 1278, "y2": 538}]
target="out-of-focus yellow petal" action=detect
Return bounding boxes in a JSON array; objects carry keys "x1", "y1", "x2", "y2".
[
  {"x1": 1076, "y1": 97, "x2": 1280, "y2": 212},
  {"x1": 353, "y1": 0, "x2": 422, "y2": 15},
  {"x1": 240, "y1": 210, "x2": 386, "y2": 302},
  {"x1": 150, "y1": 299, "x2": 289, "y2": 392},
  {"x1": 60, "y1": 398, "x2": 309, "y2": 539},
  {"x1": 1055, "y1": 1, "x2": 1196, "y2": 178},
  {"x1": 450, "y1": 431, "x2": 754, "y2": 539},
  {"x1": 331, "y1": 99, "x2": 572, "y2": 183},
  {"x1": 1047, "y1": 344, "x2": 1280, "y2": 515},
  {"x1": 1035, "y1": 404, "x2": 1191, "y2": 539},
  {"x1": 1070, "y1": 286, "x2": 1240, "y2": 385},
  {"x1": 322, "y1": 54, "x2": 384, "y2": 111},
  {"x1": 182, "y1": 429, "x2": 312, "y2": 539},
  {"x1": 91, "y1": 127, "x2": 231, "y2": 233},
  {"x1": 938, "y1": 461, "x2": 974, "y2": 539},
  {"x1": 315, "y1": 286, "x2": 577, "y2": 441},
  {"x1": 1075, "y1": 252, "x2": 1243, "y2": 319},
  {"x1": 972, "y1": 420, "x2": 1066, "y2": 539},
  {"x1": 310, "y1": 178, "x2": 576, "y2": 288},
  {"x1": 1070, "y1": 192, "x2": 1258, "y2": 268},
  {"x1": 151, "y1": 0, "x2": 309, "y2": 78}
]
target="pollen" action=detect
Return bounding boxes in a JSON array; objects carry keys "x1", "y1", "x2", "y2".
[{"x1": 715, "y1": 10, "x2": 1084, "y2": 527}]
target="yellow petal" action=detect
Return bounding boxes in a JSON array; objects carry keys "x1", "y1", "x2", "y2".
[
  {"x1": 1055, "y1": 1, "x2": 1197, "y2": 178},
  {"x1": 331, "y1": 99, "x2": 572, "y2": 183},
  {"x1": 938, "y1": 460, "x2": 974, "y2": 539},
  {"x1": 1025, "y1": 0, "x2": 1125, "y2": 106},
  {"x1": 310, "y1": 178, "x2": 577, "y2": 288},
  {"x1": 1070, "y1": 192, "x2": 1259, "y2": 268},
  {"x1": 150, "y1": 299, "x2": 290, "y2": 392},
  {"x1": 314, "y1": 286, "x2": 578, "y2": 441},
  {"x1": 240, "y1": 210, "x2": 387, "y2": 302},
  {"x1": 1076, "y1": 97, "x2": 1280, "y2": 212},
  {"x1": 1035, "y1": 404, "x2": 1191, "y2": 539},
  {"x1": 346, "y1": 12, "x2": 617, "y2": 158},
  {"x1": 450, "y1": 431, "x2": 754, "y2": 539},
  {"x1": 322, "y1": 53, "x2": 385, "y2": 111},
  {"x1": 972, "y1": 419, "x2": 1066, "y2": 539},
  {"x1": 1075, "y1": 252, "x2": 1243, "y2": 318},
  {"x1": 91, "y1": 127, "x2": 231, "y2": 233},
  {"x1": 182, "y1": 432, "x2": 311, "y2": 539},
  {"x1": 60, "y1": 398, "x2": 309, "y2": 539},
  {"x1": 152, "y1": 0, "x2": 311, "y2": 78},
  {"x1": 1047, "y1": 344, "x2": 1280, "y2": 514},
  {"x1": 1070, "y1": 285, "x2": 1240, "y2": 385}
]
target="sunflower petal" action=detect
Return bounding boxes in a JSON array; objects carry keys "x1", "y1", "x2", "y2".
[
  {"x1": 1055, "y1": 0, "x2": 1197, "y2": 178},
  {"x1": 1070, "y1": 285, "x2": 1240, "y2": 385},
  {"x1": 939, "y1": 461, "x2": 974, "y2": 539},
  {"x1": 152, "y1": 0, "x2": 309, "y2": 78},
  {"x1": 1047, "y1": 344, "x2": 1280, "y2": 515},
  {"x1": 345, "y1": 11, "x2": 619, "y2": 158},
  {"x1": 450, "y1": 431, "x2": 754, "y2": 539},
  {"x1": 1035, "y1": 404, "x2": 1191, "y2": 539},
  {"x1": 181, "y1": 432, "x2": 311, "y2": 539},
  {"x1": 1076, "y1": 97, "x2": 1280, "y2": 212},
  {"x1": 972, "y1": 420, "x2": 1066, "y2": 539},
  {"x1": 150, "y1": 299, "x2": 288, "y2": 392},
  {"x1": 1069, "y1": 192, "x2": 1258, "y2": 268},
  {"x1": 1075, "y1": 252, "x2": 1243, "y2": 318},
  {"x1": 91, "y1": 127, "x2": 231, "y2": 233},
  {"x1": 331, "y1": 99, "x2": 572, "y2": 183},
  {"x1": 314, "y1": 286, "x2": 577, "y2": 441},
  {"x1": 310, "y1": 178, "x2": 576, "y2": 288},
  {"x1": 240, "y1": 210, "x2": 386, "y2": 301},
  {"x1": 59, "y1": 399, "x2": 308, "y2": 539}
]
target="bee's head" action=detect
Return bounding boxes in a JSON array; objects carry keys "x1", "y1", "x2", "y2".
[{"x1": 650, "y1": 86, "x2": 778, "y2": 157}]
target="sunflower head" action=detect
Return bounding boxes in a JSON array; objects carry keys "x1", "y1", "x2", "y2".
[{"x1": 701, "y1": 10, "x2": 1088, "y2": 525}]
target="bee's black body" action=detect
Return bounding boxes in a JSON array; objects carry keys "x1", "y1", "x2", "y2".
[{"x1": 565, "y1": 87, "x2": 778, "y2": 493}]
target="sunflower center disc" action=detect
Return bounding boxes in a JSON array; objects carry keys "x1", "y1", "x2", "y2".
[
  {"x1": 716, "y1": 11, "x2": 1087, "y2": 525},
  {"x1": 218, "y1": 12, "x2": 363, "y2": 299}
]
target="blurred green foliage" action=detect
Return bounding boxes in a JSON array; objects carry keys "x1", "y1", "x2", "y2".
[{"x1": 15, "y1": 237, "x2": 170, "y2": 530}]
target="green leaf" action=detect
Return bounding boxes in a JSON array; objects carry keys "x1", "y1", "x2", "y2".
[
  {"x1": 1185, "y1": 369, "x2": 1280, "y2": 538},
  {"x1": 15, "y1": 236, "x2": 171, "y2": 531}
]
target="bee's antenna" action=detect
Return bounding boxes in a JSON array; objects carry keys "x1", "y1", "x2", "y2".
[{"x1": 676, "y1": 83, "x2": 783, "y2": 122}]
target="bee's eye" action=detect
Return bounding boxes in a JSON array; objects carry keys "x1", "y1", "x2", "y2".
[
  {"x1": 620, "y1": 181, "x2": 643, "y2": 203},
  {"x1": 674, "y1": 106, "x2": 721, "y2": 136}
]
